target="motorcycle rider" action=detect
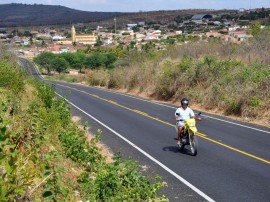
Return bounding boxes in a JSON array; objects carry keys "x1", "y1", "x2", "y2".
[{"x1": 175, "y1": 98, "x2": 195, "y2": 147}]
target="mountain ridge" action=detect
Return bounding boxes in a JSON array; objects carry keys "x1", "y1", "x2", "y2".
[
  {"x1": 0, "y1": 3, "x2": 238, "y2": 28},
  {"x1": 0, "y1": 3, "x2": 129, "y2": 27}
]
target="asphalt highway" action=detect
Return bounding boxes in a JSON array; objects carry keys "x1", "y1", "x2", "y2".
[{"x1": 20, "y1": 58, "x2": 270, "y2": 202}]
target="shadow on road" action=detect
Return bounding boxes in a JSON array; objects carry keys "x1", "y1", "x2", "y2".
[
  {"x1": 163, "y1": 145, "x2": 194, "y2": 156},
  {"x1": 162, "y1": 146, "x2": 179, "y2": 153}
]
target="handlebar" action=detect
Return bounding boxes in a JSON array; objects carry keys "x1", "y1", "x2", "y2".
[{"x1": 175, "y1": 112, "x2": 202, "y2": 122}]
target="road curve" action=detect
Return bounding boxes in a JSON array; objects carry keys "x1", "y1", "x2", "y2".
[{"x1": 20, "y1": 58, "x2": 270, "y2": 202}]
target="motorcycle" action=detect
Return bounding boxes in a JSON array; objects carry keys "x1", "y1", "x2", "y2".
[{"x1": 176, "y1": 112, "x2": 201, "y2": 156}]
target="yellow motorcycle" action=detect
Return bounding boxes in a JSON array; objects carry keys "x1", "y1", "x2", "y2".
[{"x1": 177, "y1": 112, "x2": 201, "y2": 156}]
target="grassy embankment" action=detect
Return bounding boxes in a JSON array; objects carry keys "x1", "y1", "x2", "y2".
[
  {"x1": 0, "y1": 44, "x2": 167, "y2": 201},
  {"x1": 43, "y1": 29, "x2": 270, "y2": 127}
]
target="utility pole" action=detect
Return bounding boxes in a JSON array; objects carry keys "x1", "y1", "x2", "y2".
[{"x1": 114, "y1": 17, "x2": 116, "y2": 34}]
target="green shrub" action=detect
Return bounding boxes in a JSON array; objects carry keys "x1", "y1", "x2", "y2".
[
  {"x1": 248, "y1": 96, "x2": 262, "y2": 109},
  {"x1": 78, "y1": 154, "x2": 167, "y2": 201},
  {"x1": 177, "y1": 56, "x2": 193, "y2": 71},
  {"x1": 0, "y1": 60, "x2": 25, "y2": 94},
  {"x1": 0, "y1": 95, "x2": 55, "y2": 201},
  {"x1": 155, "y1": 61, "x2": 176, "y2": 100},
  {"x1": 225, "y1": 100, "x2": 243, "y2": 115},
  {"x1": 35, "y1": 82, "x2": 55, "y2": 108}
]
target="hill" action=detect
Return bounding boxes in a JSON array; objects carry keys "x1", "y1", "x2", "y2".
[
  {"x1": 0, "y1": 3, "x2": 129, "y2": 27},
  {"x1": 91, "y1": 9, "x2": 237, "y2": 28},
  {"x1": 0, "y1": 3, "x2": 239, "y2": 28}
]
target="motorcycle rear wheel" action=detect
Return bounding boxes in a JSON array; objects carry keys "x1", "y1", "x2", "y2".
[{"x1": 190, "y1": 135, "x2": 198, "y2": 156}]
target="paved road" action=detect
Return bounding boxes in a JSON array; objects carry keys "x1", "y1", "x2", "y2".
[{"x1": 20, "y1": 58, "x2": 270, "y2": 202}]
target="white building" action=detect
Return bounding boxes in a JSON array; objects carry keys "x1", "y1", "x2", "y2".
[
  {"x1": 0, "y1": 33, "x2": 7, "y2": 38},
  {"x1": 152, "y1": 30, "x2": 162, "y2": 35},
  {"x1": 103, "y1": 39, "x2": 113, "y2": 46},
  {"x1": 175, "y1": 31, "x2": 183, "y2": 35},
  {"x1": 138, "y1": 22, "x2": 145, "y2": 26},
  {"x1": 127, "y1": 24, "x2": 138, "y2": 30},
  {"x1": 52, "y1": 35, "x2": 65, "y2": 41},
  {"x1": 145, "y1": 34, "x2": 159, "y2": 40},
  {"x1": 229, "y1": 26, "x2": 241, "y2": 31}
]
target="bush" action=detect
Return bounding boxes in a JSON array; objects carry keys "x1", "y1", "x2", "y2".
[
  {"x1": 35, "y1": 81, "x2": 55, "y2": 108},
  {"x1": 154, "y1": 61, "x2": 176, "y2": 100},
  {"x1": 0, "y1": 59, "x2": 25, "y2": 94}
]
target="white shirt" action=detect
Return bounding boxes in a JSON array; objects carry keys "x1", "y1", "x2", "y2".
[{"x1": 175, "y1": 107, "x2": 195, "y2": 121}]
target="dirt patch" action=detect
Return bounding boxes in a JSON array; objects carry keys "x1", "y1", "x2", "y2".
[{"x1": 69, "y1": 69, "x2": 79, "y2": 75}]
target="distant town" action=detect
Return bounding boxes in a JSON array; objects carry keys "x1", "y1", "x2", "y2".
[{"x1": 0, "y1": 7, "x2": 269, "y2": 57}]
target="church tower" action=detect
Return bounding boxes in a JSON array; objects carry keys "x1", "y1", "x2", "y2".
[{"x1": 71, "y1": 25, "x2": 76, "y2": 43}]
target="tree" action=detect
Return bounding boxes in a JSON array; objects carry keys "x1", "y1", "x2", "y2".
[
  {"x1": 84, "y1": 52, "x2": 106, "y2": 69},
  {"x1": 129, "y1": 41, "x2": 136, "y2": 49},
  {"x1": 7, "y1": 34, "x2": 14, "y2": 39},
  {"x1": 104, "y1": 53, "x2": 117, "y2": 68},
  {"x1": 95, "y1": 36, "x2": 102, "y2": 46},
  {"x1": 221, "y1": 14, "x2": 232, "y2": 20},
  {"x1": 132, "y1": 26, "x2": 140, "y2": 33},
  {"x1": 33, "y1": 52, "x2": 55, "y2": 75},
  {"x1": 41, "y1": 40, "x2": 46, "y2": 47},
  {"x1": 29, "y1": 37, "x2": 33, "y2": 45},
  {"x1": 51, "y1": 57, "x2": 69, "y2": 74},
  {"x1": 161, "y1": 29, "x2": 167, "y2": 35},
  {"x1": 83, "y1": 45, "x2": 92, "y2": 54},
  {"x1": 17, "y1": 32, "x2": 23, "y2": 37},
  {"x1": 60, "y1": 52, "x2": 76, "y2": 67},
  {"x1": 249, "y1": 22, "x2": 261, "y2": 36},
  {"x1": 239, "y1": 21, "x2": 249, "y2": 26},
  {"x1": 24, "y1": 31, "x2": 31, "y2": 37},
  {"x1": 74, "y1": 52, "x2": 86, "y2": 72},
  {"x1": 142, "y1": 41, "x2": 155, "y2": 52},
  {"x1": 59, "y1": 52, "x2": 84, "y2": 72},
  {"x1": 167, "y1": 38, "x2": 175, "y2": 45}
]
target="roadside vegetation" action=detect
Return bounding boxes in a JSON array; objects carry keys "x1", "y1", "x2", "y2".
[
  {"x1": 34, "y1": 27, "x2": 270, "y2": 126},
  {"x1": 0, "y1": 43, "x2": 167, "y2": 201}
]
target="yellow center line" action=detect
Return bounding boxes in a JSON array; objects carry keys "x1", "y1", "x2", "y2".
[
  {"x1": 196, "y1": 132, "x2": 207, "y2": 138},
  {"x1": 57, "y1": 83, "x2": 270, "y2": 165},
  {"x1": 200, "y1": 136, "x2": 270, "y2": 164}
]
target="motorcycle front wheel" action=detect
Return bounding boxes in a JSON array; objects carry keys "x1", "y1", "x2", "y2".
[{"x1": 190, "y1": 134, "x2": 198, "y2": 156}]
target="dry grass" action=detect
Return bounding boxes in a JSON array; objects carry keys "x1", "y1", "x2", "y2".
[{"x1": 85, "y1": 35, "x2": 270, "y2": 126}]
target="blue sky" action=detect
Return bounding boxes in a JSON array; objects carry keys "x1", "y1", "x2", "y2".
[{"x1": 2, "y1": 0, "x2": 270, "y2": 12}]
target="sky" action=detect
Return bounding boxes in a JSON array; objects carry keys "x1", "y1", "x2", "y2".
[{"x1": 1, "y1": 0, "x2": 270, "y2": 12}]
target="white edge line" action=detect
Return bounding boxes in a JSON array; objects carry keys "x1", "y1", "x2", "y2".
[
  {"x1": 55, "y1": 92, "x2": 215, "y2": 202},
  {"x1": 201, "y1": 115, "x2": 270, "y2": 134}
]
